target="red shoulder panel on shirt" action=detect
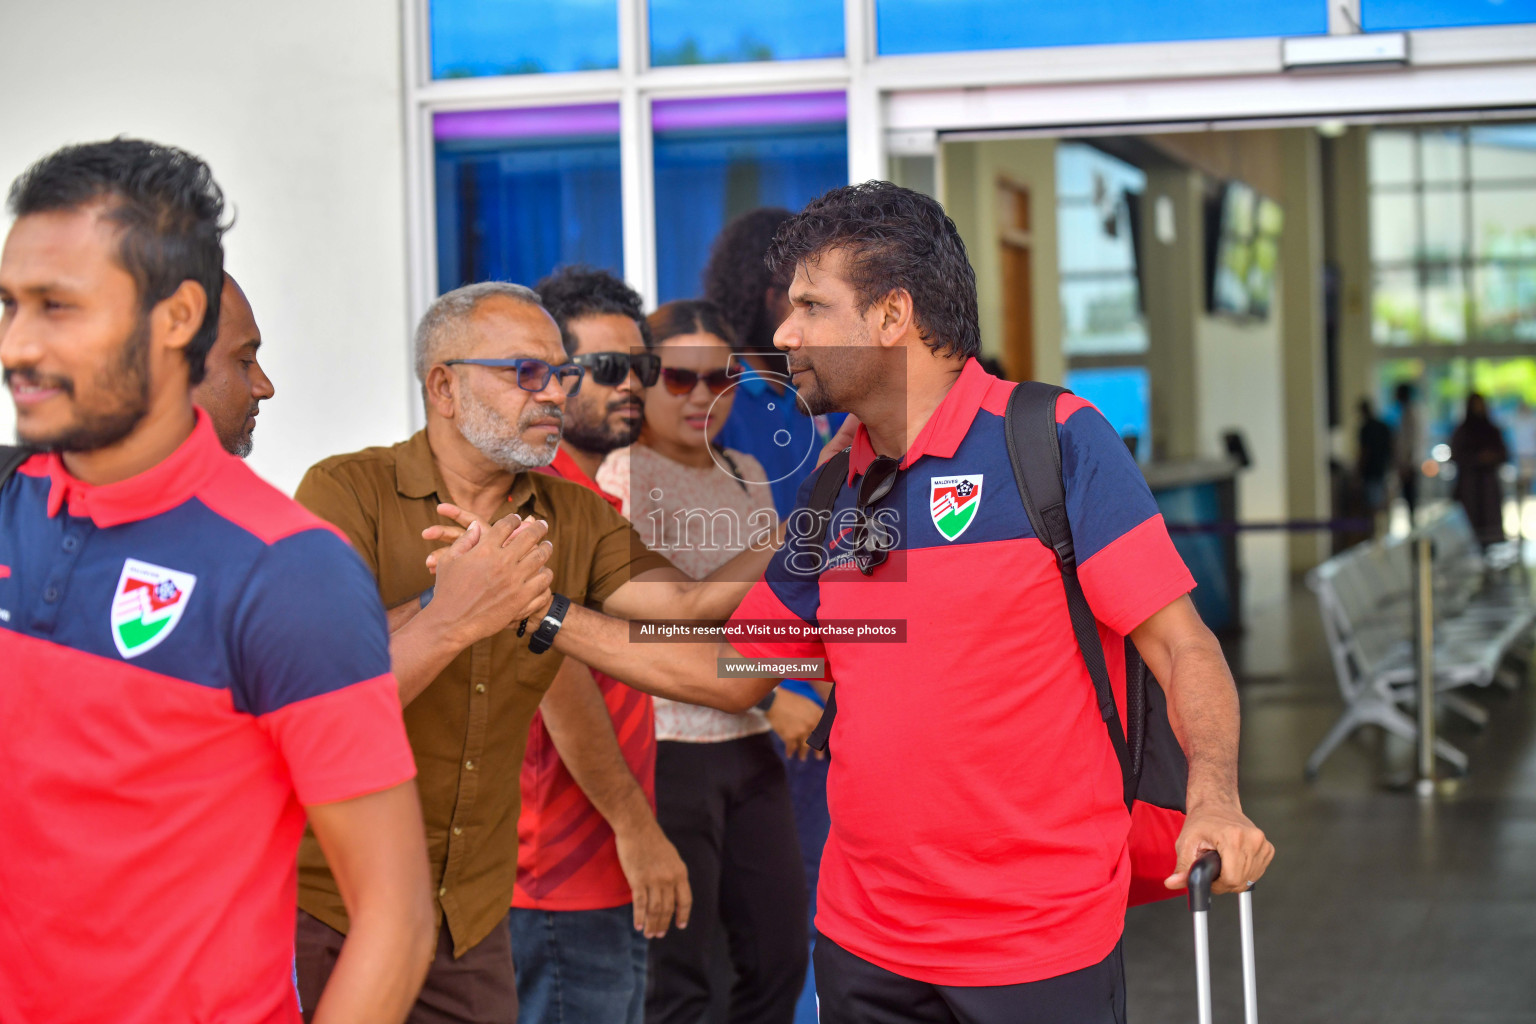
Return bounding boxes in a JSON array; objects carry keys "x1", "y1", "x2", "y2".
[
  {"x1": 1055, "y1": 393, "x2": 1093, "y2": 424},
  {"x1": 195, "y1": 459, "x2": 351, "y2": 546},
  {"x1": 17, "y1": 453, "x2": 49, "y2": 477},
  {"x1": 979, "y1": 376, "x2": 1016, "y2": 417}
]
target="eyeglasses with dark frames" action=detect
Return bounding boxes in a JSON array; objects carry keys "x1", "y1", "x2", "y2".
[
  {"x1": 849, "y1": 455, "x2": 901, "y2": 576},
  {"x1": 659, "y1": 367, "x2": 733, "y2": 397},
  {"x1": 572, "y1": 351, "x2": 662, "y2": 388},
  {"x1": 443, "y1": 357, "x2": 585, "y2": 396}
]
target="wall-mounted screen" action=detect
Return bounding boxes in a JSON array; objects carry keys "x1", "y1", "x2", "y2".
[{"x1": 1208, "y1": 182, "x2": 1283, "y2": 319}]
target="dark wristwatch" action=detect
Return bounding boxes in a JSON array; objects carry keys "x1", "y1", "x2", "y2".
[
  {"x1": 527, "y1": 594, "x2": 571, "y2": 655},
  {"x1": 755, "y1": 688, "x2": 777, "y2": 712}
]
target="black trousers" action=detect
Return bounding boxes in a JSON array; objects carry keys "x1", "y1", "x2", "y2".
[
  {"x1": 814, "y1": 935, "x2": 1127, "y2": 1024},
  {"x1": 646, "y1": 733, "x2": 808, "y2": 1024}
]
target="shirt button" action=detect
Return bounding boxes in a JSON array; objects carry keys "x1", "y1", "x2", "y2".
[
  {"x1": 438, "y1": 886, "x2": 447, "y2": 897},
  {"x1": 43, "y1": 586, "x2": 60, "y2": 603},
  {"x1": 476, "y1": 684, "x2": 486, "y2": 694},
  {"x1": 465, "y1": 760, "x2": 475, "y2": 770},
  {"x1": 62, "y1": 536, "x2": 79, "y2": 552},
  {"x1": 453, "y1": 826, "x2": 463, "y2": 836}
]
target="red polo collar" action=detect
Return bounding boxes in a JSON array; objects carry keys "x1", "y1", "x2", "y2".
[
  {"x1": 539, "y1": 445, "x2": 624, "y2": 513},
  {"x1": 44, "y1": 409, "x2": 226, "y2": 527},
  {"x1": 847, "y1": 358, "x2": 990, "y2": 486}
]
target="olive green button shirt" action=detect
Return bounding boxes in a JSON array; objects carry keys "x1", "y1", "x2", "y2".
[{"x1": 293, "y1": 430, "x2": 672, "y2": 955}]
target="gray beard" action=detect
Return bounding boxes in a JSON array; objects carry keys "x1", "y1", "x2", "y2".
[{"x1": 458, "y1": 388, "x2": 560, "y2": 473}]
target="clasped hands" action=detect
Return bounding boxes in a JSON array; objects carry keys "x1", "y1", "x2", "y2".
[{"x1": 420, "y1": 503, "x2": 554, "y2": 643}]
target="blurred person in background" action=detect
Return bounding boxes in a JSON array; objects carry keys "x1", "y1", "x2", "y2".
[
  {"x1": 703, "y1": 211, "x2": 835, "y2": 1019},
  {"x1": 512, "y1": 266, "x2": 691, "y2": 1024},
  {"x1": 1451, "y1": 392, "x2": 1510, "y2": 547},
  {"x1": 1393, "y1": 382, "x2": 1425, "y2": 525},
  {"x1": 192, "y1": 272, "x2": 274, "y2": 457},
  {"x1": 1356, "y1": 398, "x2": 1393, "y2": 524},
  {"x1": 597, "y1": 300, "x2": 811, "y2": 1024}
]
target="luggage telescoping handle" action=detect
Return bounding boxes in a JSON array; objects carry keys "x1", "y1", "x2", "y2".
[{"x1": 1187, "y1": 850, "x2": 1258, "y2": 1024}]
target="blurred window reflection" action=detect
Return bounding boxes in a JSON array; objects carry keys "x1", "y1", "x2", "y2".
[
  {"x1": 434, "y1": 106, "x2": 623, "y2": 294},
  {"x1": 1057, "y1": 143, "x2": 1148, "y2": 357},
  {"x1": 1370, "y1": 124, "x2": 1536, "y2": 346},
  {"x1": 652, "y1": 93, "x2": 847, "y2": 304},
  {"x1": 429, "y1": 0, "x2": 618, "y2": 79},
  {"x1": 649, "y1": 0, "x2": 844, "y2": 66},
  {"x1": 875, "y1": 0, "x2": 1325, "y2": 55}
]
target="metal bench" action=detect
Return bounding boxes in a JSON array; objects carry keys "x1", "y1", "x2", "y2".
[{"x1": 1304, "y1": 505, "x2": 1535, "y2": 779}]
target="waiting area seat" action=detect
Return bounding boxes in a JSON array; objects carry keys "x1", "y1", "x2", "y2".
[{"x1": 1304, "y1": 505, "x2": 1535, "y2": 778}]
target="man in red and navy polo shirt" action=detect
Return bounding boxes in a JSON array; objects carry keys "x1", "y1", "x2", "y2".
[
  {"x1": 0, "y1": 139, "x2": 434, "y2": 1024},
  {"x1": 547, "y1": 182, "x2": 1275, "y2": 1022}
]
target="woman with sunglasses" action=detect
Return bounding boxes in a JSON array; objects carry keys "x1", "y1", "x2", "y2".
[{"x1": 597, "y1": 300, "x2": 810, "y2": 1024}]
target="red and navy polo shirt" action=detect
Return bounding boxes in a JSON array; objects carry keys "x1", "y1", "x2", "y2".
[
  {"x1": 728, "y1": 358, "x2": 1196, "y2": 987},
  {"x1": 515, "y1": 447, "x2": 657, "y2": 911},
  {"x1": 0, "y1": 412, "x2": 417, "y2": 1024}
]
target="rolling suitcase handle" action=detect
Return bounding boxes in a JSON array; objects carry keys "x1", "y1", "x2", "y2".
[{"x1": 1187, "y1": 850, "x2": 1258, "y2": 1024}]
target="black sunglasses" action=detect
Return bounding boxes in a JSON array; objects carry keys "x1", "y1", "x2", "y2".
[
  {"x1": 850, "y1": 456, "x2": 901, "y2": 576},
  {"x1": 573, "y1": 351, "x2": 662, "y2": 388},
  {"x1": 443, "y1": 357, "x2": 584, "y2": 396},
  {"x1": 659, "y1": 367, "x2": 733, "y2": 397}
]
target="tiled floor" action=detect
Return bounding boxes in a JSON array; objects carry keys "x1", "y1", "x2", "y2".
[{"x1": 1122, "y1": 586, "x2": 1536, "y2": 1023}]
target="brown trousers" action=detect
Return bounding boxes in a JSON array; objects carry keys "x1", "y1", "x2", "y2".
[{"x1": 295, "y1": 909, "x2": 518, "y2": 1024}]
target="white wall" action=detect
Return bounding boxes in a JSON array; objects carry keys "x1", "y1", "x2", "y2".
[
  {"x1": 0, "y1": 0, "x2": 413, "y2": 494},
  {"x1": 1196, "y1": 290, "x2": 1291, "y2": 669}
]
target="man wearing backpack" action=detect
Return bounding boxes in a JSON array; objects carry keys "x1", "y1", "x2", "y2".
[{"x1": 464, "y1": 181, "x2": 1273, "y2": 1022}]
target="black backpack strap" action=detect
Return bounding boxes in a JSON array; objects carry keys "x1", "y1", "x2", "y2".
[
  {"x1": 0, "y1": 445, "x2": 34, "y2": 491},
  {"x1": 712, "y1": 445, "x2": 752, "y2": 495},
  {"x1": 1003, "y1": 383, "x2": 1137, "y2": 810},
  {"x1": 800, "y1": 449, "x2": 850, "y2": 755}
]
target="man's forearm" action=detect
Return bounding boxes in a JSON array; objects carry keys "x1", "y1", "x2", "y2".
[
  {"x1": 1162, "y1": 633, "x2": 1242, "y2": 809},
  {"x1": 311, "y1": 902, "x2": 433, "y2": 1024},
  {"x1": 541, "y1": 658, "x2": 656, "y2": 836},
  {"x1": 388, "y1": 602, "x2": 471, "y2": 706},
  {"x1": 554, "y1": 604, "x2": 774, "y2": 711}
]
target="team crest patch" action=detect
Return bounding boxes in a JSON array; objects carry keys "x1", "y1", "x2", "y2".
[
  {"x1": 110, "y1": 559, "x2": 197, "y2": 659},
  {"x1": 930, "y1": 475, "x2": 983, "y2": 541}
]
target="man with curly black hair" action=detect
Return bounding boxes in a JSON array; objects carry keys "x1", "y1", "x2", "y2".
[{"x1": 540, "y1": 181, "x2": 1273, "y2": 1023}]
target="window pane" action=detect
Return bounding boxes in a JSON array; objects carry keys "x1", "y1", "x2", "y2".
[
  {"x1": 1058, "y1": 203, "x2": 1136, "y2": 274},
  {"x1": 1060, "y1": 277, "x2": 1148, "y2": 356},
  {"x1": 649, "y1": 0, "x2": 844, "y2": 65},
  {"x1": 875, "y1": 0, "x2": 1326, "y2": 56},
  {"x1": 1419, "y1": 129, "x2": 1465, "y2": 185},
  {"x1": 1471, "y1": 188, "x2": 1536, "y2": 259},
  {"x1": 1062, "y1": 366, "x2": 1150, "y2": 451},
  {"x1": 1373, "y1": 268, "x2": 1420, "y2": 344},
  {"x1": 652, "y1": 93, "x2": 848, "y2": 303},
  {"x1": 1363, "y1": 0, "x2": 1536, "y2": 31},
  {"x1": 1470, "y1": 124, "x2": 1536, "y2": 182},
  {"x1": 1370, "y1": 130, "x2": 1416, "y2": 187},
  {"x1": 1422, "y1": 188, "x2": 1466, "y2": 262},
  {"x1": 434, "y1": 106, "x2": 623, "y2": 294},
  {"x1": 1423, "y1": 263, "x2": 1468, "y2": 343},
  {"x1": 1474, "y1": 264, "x2": 1536, "y2": 341},
  {"x1": 1371, "y1": 192, "x2": 1418, "y2": 264},
  {"x1": 429, "y1": 0, "x2": 618, "y2": 78}
]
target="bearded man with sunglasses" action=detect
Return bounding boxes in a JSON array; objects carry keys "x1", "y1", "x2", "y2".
[
  {"x1": 293, "y1": 281, "x2": 771, "y2": 1024},
  {"x1": 524, "y1": 182, "x2": 1274, "y2": 1024}
]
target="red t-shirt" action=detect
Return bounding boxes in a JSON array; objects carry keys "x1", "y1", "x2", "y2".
[
  {"x1": 0, "y1": 414, "x2": 417, "y2": 1023},
  {"x1": 514, "y1": 447, "x2": 656, "y2": 910},
  {"x1": 728, "y1": 360, "x2": 1195, "y2": 986}
]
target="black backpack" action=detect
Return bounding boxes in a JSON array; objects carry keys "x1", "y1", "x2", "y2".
[{"x1": 800, "y1": 382, "x2": 1190, "y2": 905}]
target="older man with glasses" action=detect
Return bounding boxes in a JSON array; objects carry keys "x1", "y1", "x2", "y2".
[{"x1": 291, "y1": 281, "x2": 770, "y2": 1024}]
